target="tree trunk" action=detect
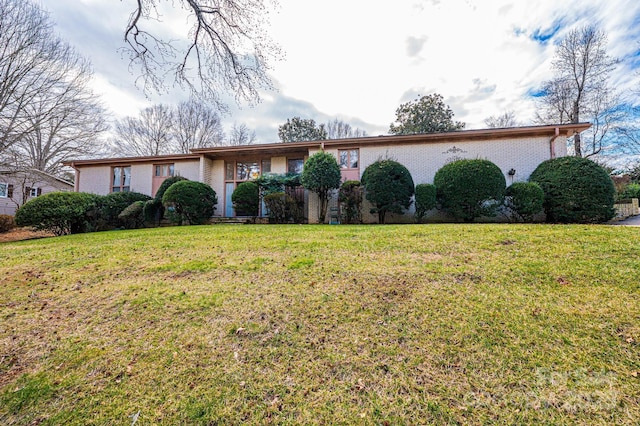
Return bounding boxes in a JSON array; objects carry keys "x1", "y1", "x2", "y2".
[{"x1": 573, "y1": 132, "x2": 582, "y2": 157}]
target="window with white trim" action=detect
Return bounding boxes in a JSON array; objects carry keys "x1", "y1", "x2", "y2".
[
  {"x1": 0, "y1": 183, "x2": 7, "y2": 198},
  {"x1": 112, "y1": 166, "x2": 131, "y2": 192}
]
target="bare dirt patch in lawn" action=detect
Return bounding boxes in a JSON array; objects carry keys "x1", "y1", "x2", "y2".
[{"x1": 0, "y1": 228, "x2": 54, "y2": 243}]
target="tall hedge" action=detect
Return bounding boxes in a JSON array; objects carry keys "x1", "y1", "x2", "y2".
[
  {"x1": 301, "y1": 151, "x2": 341, "y2": 223},
  {"x1": 361, "y1": 160, "x2": 414, "y2": 224},
  {"x1": 162, "y1": 180, "x2": 217, "y2": 225},
  {"x1": 529, "y1": 156, "x2": 615, "y2": 223},
  {"x1": 15, "y1": 192, "x2": 100, "y2": 236},
  {"x1": 433, "y1": 159, "x2": 506, "y2": 222}
]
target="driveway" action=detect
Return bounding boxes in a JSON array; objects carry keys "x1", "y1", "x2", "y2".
[{"x1": 609, "y1": 215, "x2": 640, "y2": 226}]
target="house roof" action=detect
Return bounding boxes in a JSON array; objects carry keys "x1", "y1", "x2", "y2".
[
  {"x1": 64, "y1": 123, "x2": 591, "y2": 166},
  {"x1": 0, "y1": 168, "x2": 74, "y2": 187}
]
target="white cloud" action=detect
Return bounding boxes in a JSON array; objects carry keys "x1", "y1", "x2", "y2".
[{"x1": 43, "y1": 0, "x2": 640, "y2": 143}]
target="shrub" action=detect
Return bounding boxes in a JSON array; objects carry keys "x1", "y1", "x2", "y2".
[
  {"x1": 162, "y1": 180, "x2": 217, "y2": 225},
  {"x1": 0, "y1": 214, "x2": 15, "y2": 233},
  {"x1": 505, "y1": 182, "x2": 544, "y2": 222},
  {"x1": 617, "y1": 182, "x2": 640, "y2": 201},
  {"x1": 530, "y1": 156, "x2": 615, "y2": 223},
  {"x1": 301, "y1": 151, "x2": 341, "y2": 222},
  {"x1": 415, "y1": 183, "x2": 437, "y2": 222},
  {"x1": 338, "y1": 180, "x2": 363, "y2": 224},
  {"x1": 155, "y1": 176, "x2": 188, "y2": 200},
  {"x1": 143, "y1": 198, "x2": 163, "y2": 226},
  {"x1": 232, "y1": 181, "x2": 259, "y2": 216},
  {"x1": 118, "y1": 201, "x2": 145, "y2": 229},
  {"x1": 434, "y1": 159, "x2": 506, "y2": 222},
  {"x1": 96, "y1": 191, "x2": 151, "y2": 230},
  {"x1": 143, "y1": 177, "x2": 189, "y2": 225},
  {"x1": 361, "y1": 160, "x2": 415, "y2": 224},
  {"x1": 15, "y1": 192, "x2": 100, "y2": 236},
  {"x1": 264, "y1": 192, "x2": 296, "y2": 224}
]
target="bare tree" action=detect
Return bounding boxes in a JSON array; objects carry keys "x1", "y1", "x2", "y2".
[
  {"x1": 173, "y1": 99, "x2": 225, "y2": 152},
  {"x1": 536, "y1": 25, "x2": 620, "y2": 157},
  {"x1": 325, "y1": 119, "x2": 367, "y2": 139},
  {"x1": 0, "y1": 0, "x2": 88, "y2": 153},
  {"x1": 227, "y1": 123, "x2": 256, "y2": 146},
  {"x1": 113, "y1": 104, "x2": 175, "y2": 156},
  {"x1": 484, "y1": 111, "x2": 518, "y2": 128},
  {"x1": 123, "y1": 0, "x2": 281, "y2": 108},
  {"x1": 8, "y1": 56, "x2": 108, "y2": 175}
]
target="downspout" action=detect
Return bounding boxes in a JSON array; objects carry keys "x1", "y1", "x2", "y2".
[{"x1": 549, "y1": 127, "x2": 560, "y2": 159}]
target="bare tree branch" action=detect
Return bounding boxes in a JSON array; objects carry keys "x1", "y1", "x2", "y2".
[{"x1": 122, "y1": 0, "x2": 281, "y2": 109}]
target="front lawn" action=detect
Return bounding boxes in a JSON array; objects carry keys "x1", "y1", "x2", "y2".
[{"x1": 1, "y1": 224, "x2": 638, "y2": 424}]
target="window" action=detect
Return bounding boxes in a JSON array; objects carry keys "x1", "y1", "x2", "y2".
[
  {"x1": 0, "y1": 183, "x2": 7, "y2": 198},
  {"x1": 339, "y1": 149, "x2": 359, "y2": 169},
  {"x1": 154, "y1": 163, "x2": 174, "y2": 178},
  {"x1": 288, "y1": 158, "x2": 304, "y2": 174},
  {"x1": 112, "y1": 166, "x2": 131, "y2": 192},
  {"x1": 27, "y1": 187, "x2": 42, "y2": 198},
  {"x1": 236, "y1": 161, "x2": 260, "y2": 181}
]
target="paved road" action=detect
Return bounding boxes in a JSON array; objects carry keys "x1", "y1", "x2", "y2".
[{"x1": 609, "y1": 215, "x2": 640, "y2": 226}]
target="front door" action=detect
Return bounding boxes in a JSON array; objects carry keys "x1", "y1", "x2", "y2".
[{"x1": 152, "y1": 163, "x2": 175, "y2": 196}]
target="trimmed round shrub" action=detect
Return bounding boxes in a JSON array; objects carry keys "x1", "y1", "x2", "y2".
[
  {"x1": 96, "y1": 191, "x2": 151, "y2": 230},
  {"x1": 0, "y1": 214, "x2": 16, "y2": 233},
  {"x1": 118, "y1": 201, "x2": 145, "y2": 229},
  {"x1": 434, "y1": 159, "x2": 506, "y2": 222},
  {"x1": 505, "y1": 182, "x2": 544, "y2": 222},
  {"x1": 264, "y1": 192, "x2": 296, "y2": 224},
  {"x1": 338, "y1": 180, "x2": 363, "y2": 224},
  {"x1": 232, "y1": 181, "x2": 259, "y2": 216},
  {"x1": 15, "y1": 192, "x2": 100, "y2": 236},
  {"x1": 162, "y1": 180, "x2": 217, "y2": 225},
  {"x1": 530, "y1": 156, "x2": 615, "y2": 223},
  {"x1": 415, "y1": 183, "x2": 437, "y2": 222},
  {"x1": 155, "y1": 176, "x2": 188, "y2": 200},
  {"x1": 301, "y1": 151, "x2": 341, "y2": 222},
  {"x1": 361, "y1": 160, "x2": 415, "y2": 224}
]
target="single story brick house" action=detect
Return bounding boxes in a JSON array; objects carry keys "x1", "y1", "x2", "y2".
[
  {"x1": 0, "y1": 168, "x2": 74, "y2": 216},
  {"x1": 64, "y1": 123, "x2": 590, "y2": 223}
]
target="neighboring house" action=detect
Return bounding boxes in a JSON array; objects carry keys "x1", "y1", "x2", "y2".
[
  {"x1": 64, "y1": 123, "x2": 590, "y2": 223},
  {"x1": 0, "y1": 169, "x2": 74, "y2": 216}
]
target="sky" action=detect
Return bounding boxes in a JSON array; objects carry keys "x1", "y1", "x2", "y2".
[{"x1": 43, "y1": 0, "x2": 640, "y2": 145}]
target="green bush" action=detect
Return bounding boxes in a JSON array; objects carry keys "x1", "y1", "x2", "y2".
[
  {"x1": 530, "y1": 156, "x2": 615, "y2": 223},
  {"x1": 434, "y1": 159, "x2": 506, "y2": 222},
  {"x1": 264, "y1": 192, "x2": 296, "y2": 224},
  {"x1": 0, "y1": 214, "x2": 16, "y2": 233},
  {"x1": 143, "y1": 198, "x2": 163, "y2": 226},
  {"x1": 232, "y1": 181, "x2": 259, "y2": 216},
  {"x1": 15, "y1": 192, "x2": 100, "y2": 236},
  {"x1": 505, "y1": 182, "x2": 544, "y2": 222},
  {"x1": 617, "y1": 183, "x2": 640, "y2": 201},
  {"x1": 338, "y1": 180, "x2": 363, "y2": 224},
  {"x1": 361, "y1": 160, "x2": 415, "y2": 224},
  {"x1": 155, "y1": 176, "x2": 188, "y2": 199},
  {"x1": 255, "y1": 173, "x2": 301, "y2": 197},
  {"x1": 96, "y1": 191, "x2": 151, "y2": 230},
  {"x1": 118, "y1": 201, "x2": 145, "y2": 229},
  {"x1": 415, "y1": 183, "x2": 437, "y2": 222},
  {"x1": 301, "y1": 151, "x2": 341, "y2": 222},
  {"x1": 162, "y1": 180, "x2": 217, "y2": 225}
]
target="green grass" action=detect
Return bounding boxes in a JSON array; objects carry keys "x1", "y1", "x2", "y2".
[{"x1": 0, "y1": 224, "x2": 638, "y2": 425}]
